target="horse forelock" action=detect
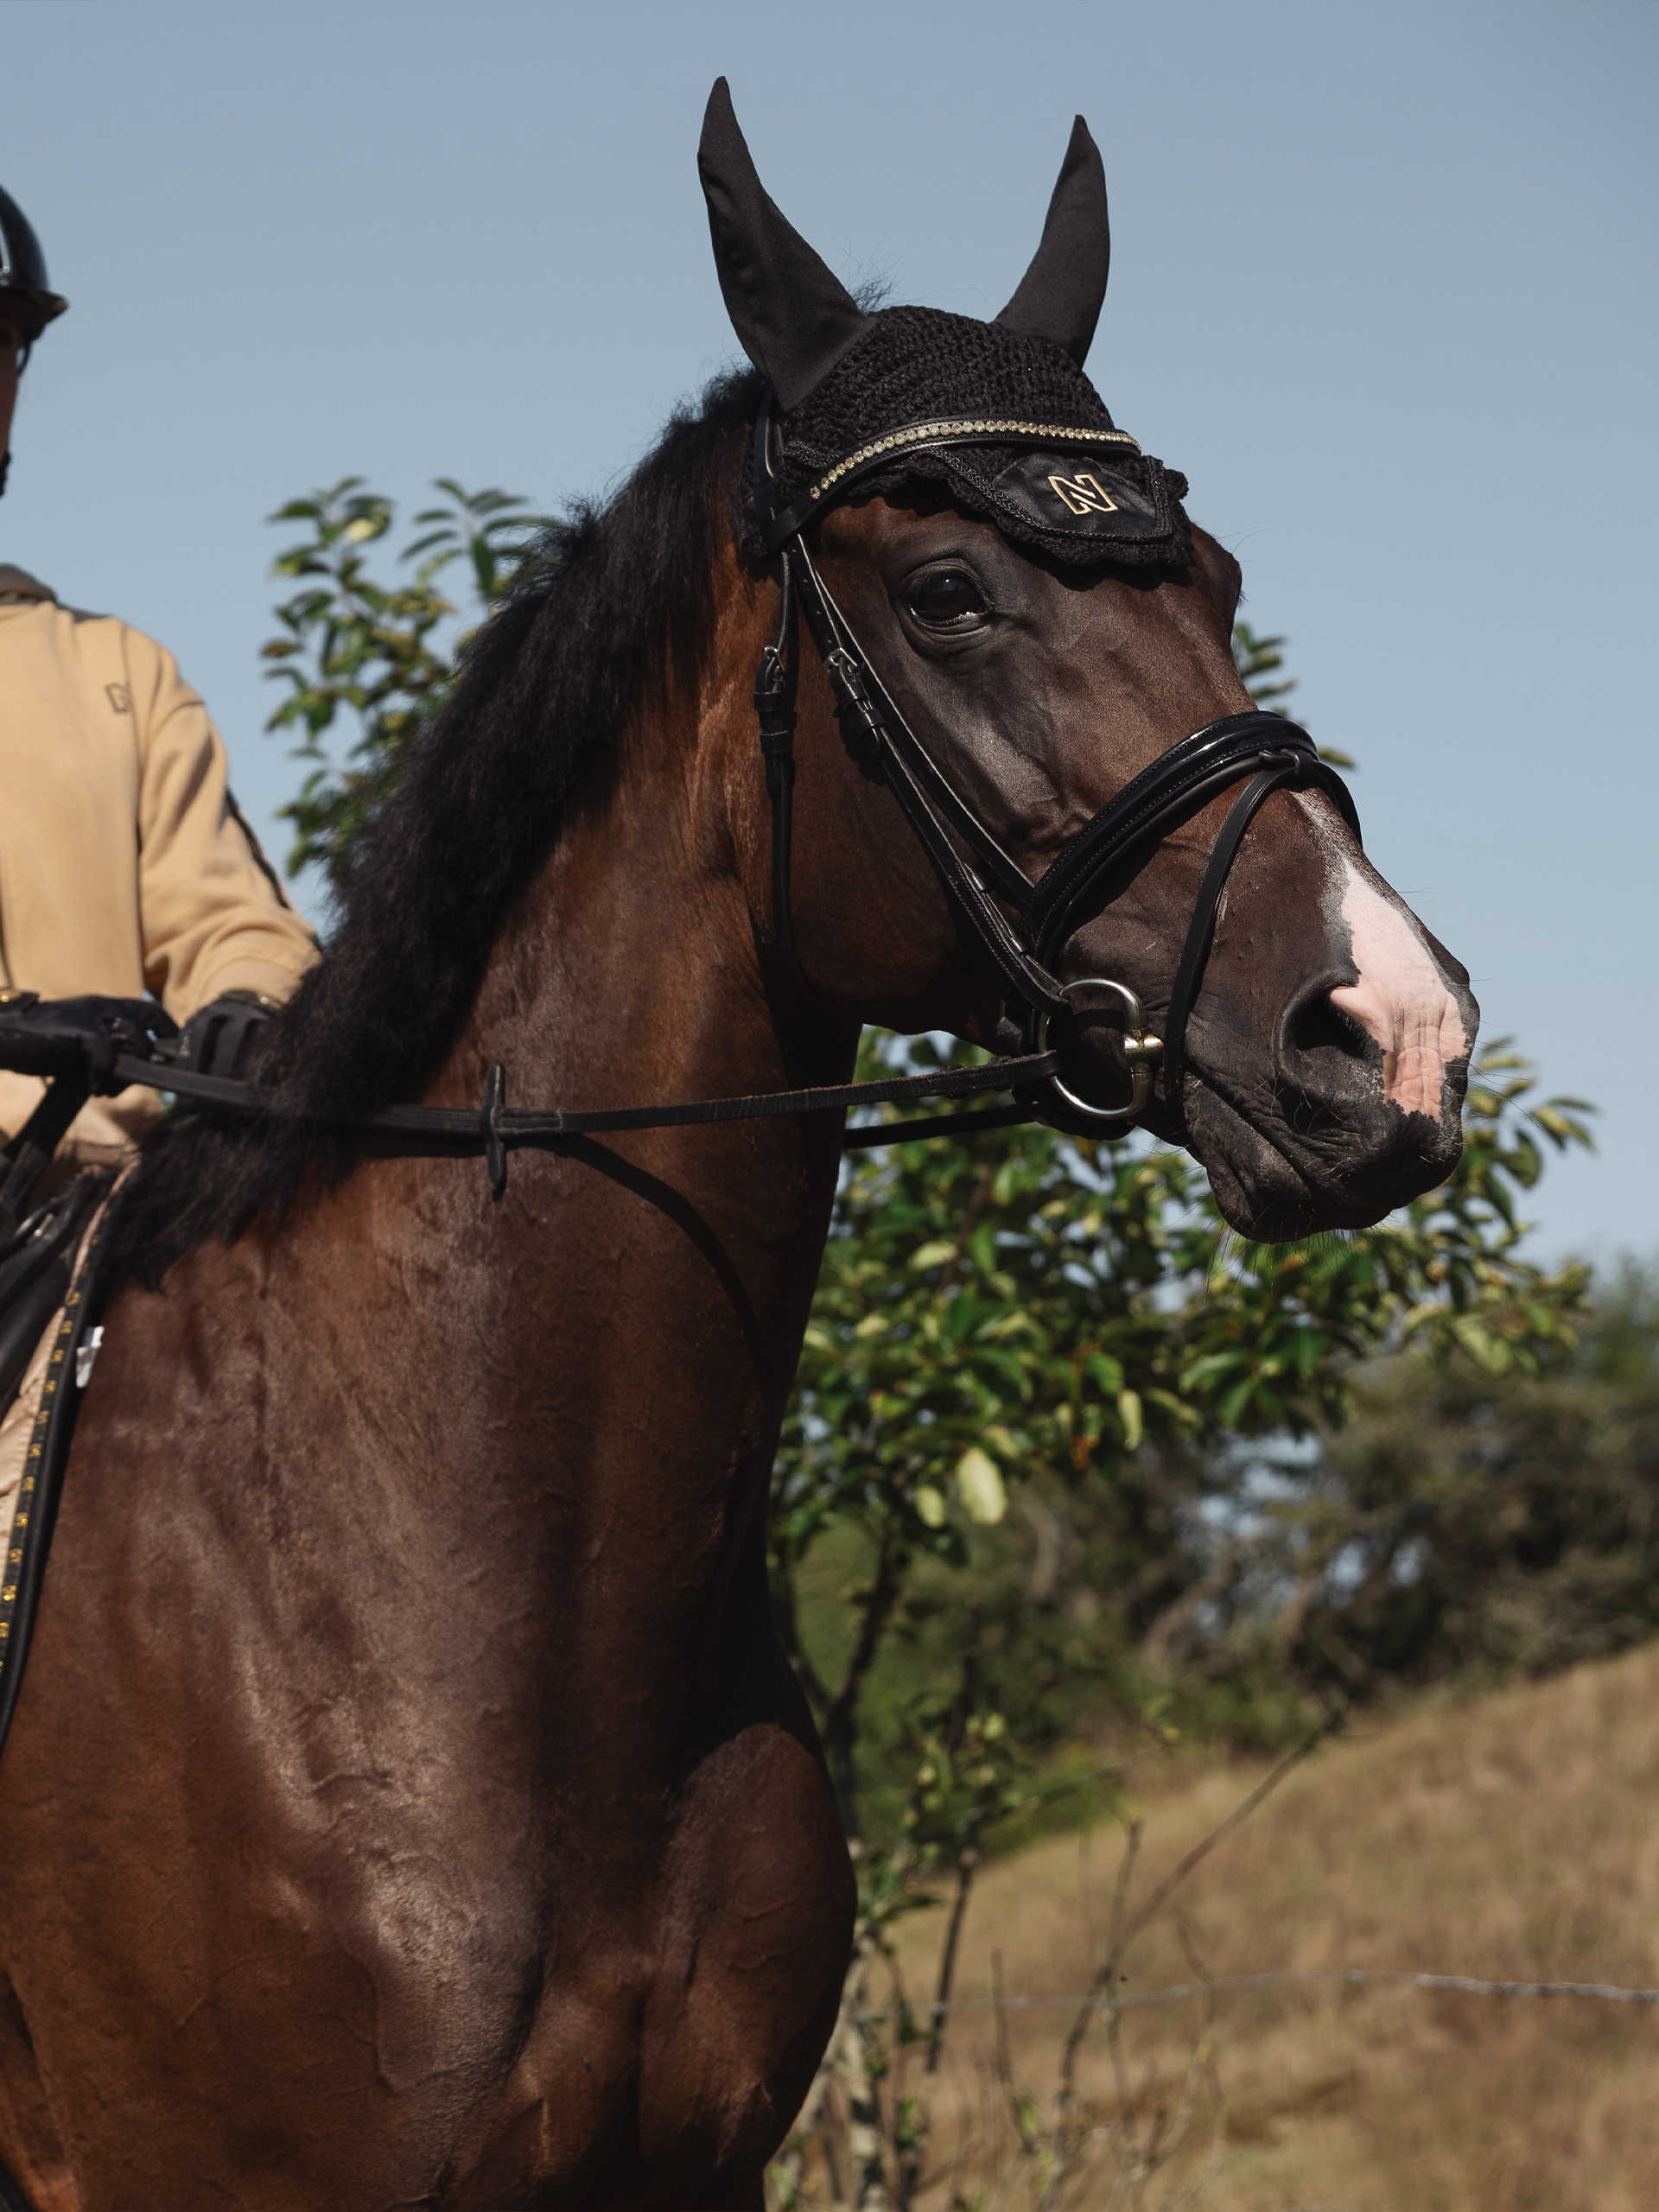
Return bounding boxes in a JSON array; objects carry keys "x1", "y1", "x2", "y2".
[{"x1": 105, "y1": 365, "x2": 765, "y2": 1291}]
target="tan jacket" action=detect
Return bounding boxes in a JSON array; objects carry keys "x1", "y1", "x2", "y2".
[{"x1": 0, "y1": 563, "x2": 319, "y2": 1161}]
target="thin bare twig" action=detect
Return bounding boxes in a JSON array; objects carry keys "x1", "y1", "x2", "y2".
[
  {"x1": 990, "y1": 1948, "x2": 1039, "y2": 2159},
  {"x1": 1039, "y1": 1821, "x2": 1141, "y2": 2209},
  {"x1": 1093, "y1": 1713, "x2": 1344, "y2": 2000},
  {"x1": 925, "y1": 1846, "x2": 980, "y2": 2075},
  {"x1": 1052, "y1": 1819, "x2": 1140, "y2": 2149},
  {"x1": 1039, "y1": 1714, "x2": 1341, "y2": 2210}
]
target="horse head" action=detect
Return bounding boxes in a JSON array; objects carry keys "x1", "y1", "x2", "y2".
[{"x1": 700, "y1": 79, "x2": 1476, "y2": 1242}]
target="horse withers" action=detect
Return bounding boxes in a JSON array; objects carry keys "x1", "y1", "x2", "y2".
[{"x1": 0, "y1": 86, "x2": 1474, "y2": 2210}]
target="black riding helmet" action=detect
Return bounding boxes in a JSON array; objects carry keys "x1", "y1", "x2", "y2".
[
  {"x1": 0, "y1": 185, "x2": 67, "y2": 345},
  {"x1": 0, "y1": 185, "x2": 65, "y2": 494}
]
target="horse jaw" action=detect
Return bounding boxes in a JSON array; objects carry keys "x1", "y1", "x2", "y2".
[{"x1": 1182, "y1": 1074, "x2": 1467, "y2": 1241}]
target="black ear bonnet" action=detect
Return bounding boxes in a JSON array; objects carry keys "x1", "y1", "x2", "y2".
[
  {"x1": 699, "y1": 80, "x2": 1191, "y2": 571},
  {"x1": 743, "y1": 306, "x2": 1191, "y2": 568}
]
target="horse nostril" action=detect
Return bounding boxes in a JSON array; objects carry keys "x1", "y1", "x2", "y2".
[
  {"x1": 1275, "y1": 975, "x2": 1382, "y2": 1104},
  {"x1": 1287, "y1": 995, "x2": 1375, "y2": 1065}
]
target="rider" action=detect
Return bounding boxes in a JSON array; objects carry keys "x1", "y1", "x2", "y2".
[{"x1": 0, "y1": 182, "x2": 318, "y2": 1179}]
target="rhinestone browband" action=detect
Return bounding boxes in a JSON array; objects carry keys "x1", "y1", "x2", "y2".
[{"x1": 804, "y1": 417, "x2": 1141, "y2": 505}]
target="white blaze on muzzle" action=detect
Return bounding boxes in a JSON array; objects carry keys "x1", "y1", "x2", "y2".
[{"x1": 1330, "y1": 861, "x2": 1468, "y2": 1119}]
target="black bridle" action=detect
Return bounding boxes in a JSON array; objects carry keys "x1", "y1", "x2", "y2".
[
  {"x1": 747, "y1": 398, "x2": 1363, "y2": 1146},
  {"x1": 0, "y1": 404, "x2": 1363, "y2": 1224}
]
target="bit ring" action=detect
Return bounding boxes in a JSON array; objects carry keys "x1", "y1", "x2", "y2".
[{"x1": 1041, "y1": 977, "x2": 1164, "y2": 1126}]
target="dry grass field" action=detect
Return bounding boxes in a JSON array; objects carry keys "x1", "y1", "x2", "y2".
[{"x1": 863, "y1": 1643, "x2": 1659, "y2": 2210}]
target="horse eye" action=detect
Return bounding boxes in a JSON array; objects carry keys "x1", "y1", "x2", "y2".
[{"x1": 906, "y1": 569, "x2": 988, "y2": 626}]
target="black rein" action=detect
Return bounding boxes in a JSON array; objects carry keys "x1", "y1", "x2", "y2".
[
  {"x1": 4, "y1": 407, "x2": 1365, "y2": 1219},
  {"x1": 104, "y1": 1045, "x2": 1067, "y2": 1200}
]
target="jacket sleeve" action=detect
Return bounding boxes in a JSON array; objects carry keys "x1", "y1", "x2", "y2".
[{"x1": 128, "y1": 629, "x2": 321, "y2": 1022}]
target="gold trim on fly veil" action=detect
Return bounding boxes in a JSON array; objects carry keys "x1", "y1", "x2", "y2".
[{"x1": 804, "y1": 419, "x2": 1141, "y2": 504}]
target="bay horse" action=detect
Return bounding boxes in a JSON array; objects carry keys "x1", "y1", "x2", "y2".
[{"x1": 0, "y1": 85, "x2": 1475, "y2": 2209}]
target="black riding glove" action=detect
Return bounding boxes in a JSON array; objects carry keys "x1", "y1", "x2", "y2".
[
  {"x1": 177, "y1": 991, "x2": 276, "y2": 1081},
  {"x1": 0, "y1": 992, "x2": 178, "y2": 1094}
]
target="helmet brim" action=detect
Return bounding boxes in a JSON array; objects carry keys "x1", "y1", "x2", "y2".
[{"x1": 0, "y1": 288, "x2": 67, "y2": 343}]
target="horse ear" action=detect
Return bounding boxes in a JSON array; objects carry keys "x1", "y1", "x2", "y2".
[
  {"x1": 995, "y1": 117, "x2": 1110, "y2": 367},
  {"x1": 698, "y1": 78, "x2": 874, "y2": 411}
]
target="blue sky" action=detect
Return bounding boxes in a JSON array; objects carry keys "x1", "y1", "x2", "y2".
[{"x1": 3, "y1": 1, "x2": 1654, "y2": 1262}]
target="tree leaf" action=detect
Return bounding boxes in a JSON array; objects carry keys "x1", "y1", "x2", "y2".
[{"x1": 955, "y1": 1447, "x2": 1007, "y2": 1525}]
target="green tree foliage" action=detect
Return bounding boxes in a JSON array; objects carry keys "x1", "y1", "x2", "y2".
[
  {"x1": 1232, "y1": 620, "x2": 1299, "y2": 714},
  {"x1": 773, "y1": 1035, "x2": 1592, "y2": 1840},
  {"x1": 1235, "y1": 615, "x2": 1355, "y2": 766},
  {"x1": 261, "y1": 478, "x2": 556, "y2": 891},
  {"x1": 1238, "y1": 1262, "x2": 1659, "y2": 1696}
]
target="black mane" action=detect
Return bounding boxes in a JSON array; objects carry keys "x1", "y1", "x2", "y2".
[{"x1": 108, "y1": 366, "x2": 762, "y2": 1289}]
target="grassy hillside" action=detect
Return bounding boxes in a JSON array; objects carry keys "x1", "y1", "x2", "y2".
[{"x1": 865, "y1": 1642, "x2": 1659, "y2": 2209}]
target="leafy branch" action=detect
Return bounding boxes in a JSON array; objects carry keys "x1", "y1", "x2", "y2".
[{"x1": 261, "y1": 476, "x2": 558, "y2": 891}]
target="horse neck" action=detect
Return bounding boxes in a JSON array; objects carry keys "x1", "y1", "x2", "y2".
[
  {"x1": 318, "y1": 632, "x2": 844, "y2": 1764},
  {"x1": 399, "y1": 587, "x2": 852, "y2": 1541}
]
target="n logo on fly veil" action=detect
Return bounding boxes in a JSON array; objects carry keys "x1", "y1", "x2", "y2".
[{"x1": 1047, "y1": 472, "x2": 1118, "y2": 517}]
